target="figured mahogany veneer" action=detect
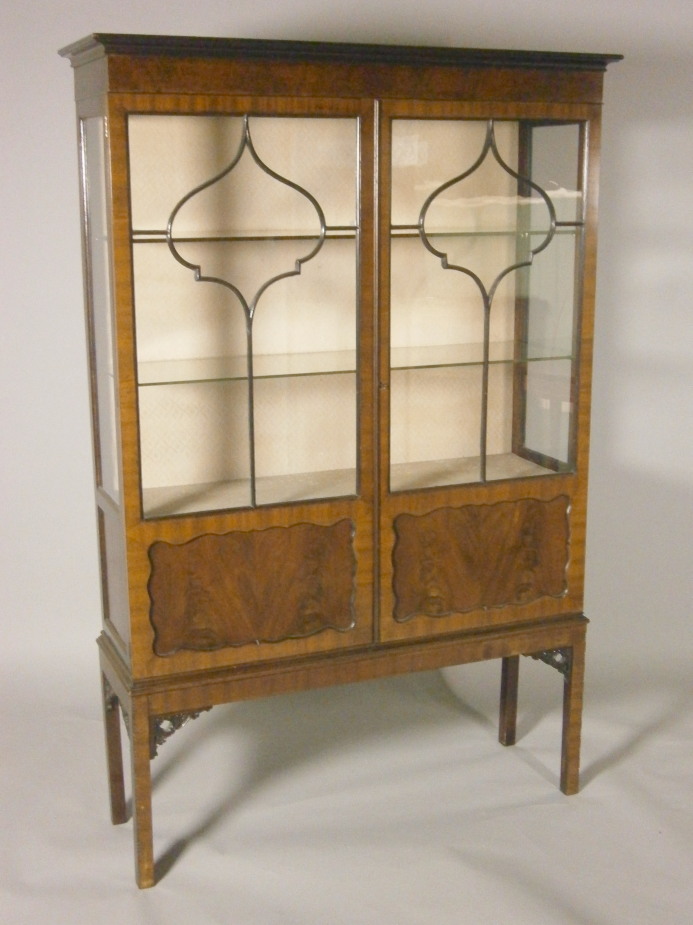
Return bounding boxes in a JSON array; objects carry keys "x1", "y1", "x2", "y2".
[
  {"x1": 393, "y1": 497, "x2": 570, "y2": 622},
  {"x1": 149, "y1": 520, "x2": 356, "y2": 654}
]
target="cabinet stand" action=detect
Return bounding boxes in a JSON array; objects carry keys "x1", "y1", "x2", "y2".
[{"x1": 101, "y1": 616, "x2": 586, "y2": 888}]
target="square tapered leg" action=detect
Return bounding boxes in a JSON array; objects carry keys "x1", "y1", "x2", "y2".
[
  {"x1": 101, "y1": 673, "x2": 127, "y2": 825},
  {"x1": 130, "y1": 696, "x2": 155, "y2": 888},
  {"x1": 499, "y1": 655, "x2": 520, "y2": 747},
  {"x1": 560, "y1": 638, "x2": 586, "y2": 795}
]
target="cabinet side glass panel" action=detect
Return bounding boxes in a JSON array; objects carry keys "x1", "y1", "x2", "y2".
[
  {"x1": 508, "y1": 122, "x2": 583, "y2": 474},
  {"x1": 81, "y1": 117, "x2": 120, "y2": 502},
  {"x1": 128, "y1": 114, "x2": 359, "y2": 516},
  {"x1": 389, "y1": 118, "x2": 584, "y2": 490},
  {"x1": 507, "y1": 229, "x2": 579, "y2": 472}
]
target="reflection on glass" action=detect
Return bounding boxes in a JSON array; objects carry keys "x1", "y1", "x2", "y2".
[{"x1": 526, "y1": 123, "x2": 583, "y2": 223}]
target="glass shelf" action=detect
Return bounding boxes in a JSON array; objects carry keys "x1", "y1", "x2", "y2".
[
  {"x1": 138, "y1": 342, "x2": 574, "y2": 386},
  {"x1": 390, "y1": 225, "x2": 581, "y2": 239},
  {"x1": 391, "y1": 341, "x2": 574, "y2": 370},
  {"x1": 132, "y1": 227, "x2": 357, "y2": 243},
  {"x1": 142, "y1": 466, "x2": 357, "y2": 518},
  {"x1": 390, "y1": 452, "x2": 554, "y2": 493},
  {"x1": 138, "y1": 350, "x2": 358, "y2": 386}
]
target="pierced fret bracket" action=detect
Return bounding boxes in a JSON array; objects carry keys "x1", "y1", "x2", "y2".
[
  {"x1": 529, "y1": 647, "x2": 573, "y2": 679},
  {"x1": 149, "y1": 708, "x2": 212, "y2": 759}
]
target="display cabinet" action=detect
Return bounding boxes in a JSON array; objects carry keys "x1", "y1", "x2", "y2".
[{"x1": 60, "y1": 34, "x2": 620, "y2": 887}]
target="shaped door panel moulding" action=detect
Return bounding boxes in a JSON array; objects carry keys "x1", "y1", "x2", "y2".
[
  {"x1": 393, "y1": 496, "x2": 569, "y2": 622},
  {"x1": 149, "y1": 519, "x2": 356, "y2": 654}
]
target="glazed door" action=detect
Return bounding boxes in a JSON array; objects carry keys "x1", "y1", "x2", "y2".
[
  {"x1": 378, "y1": 102, "x2": 596, "y2": 641},
  {"x1": 108, "y1": 96, "x2": 377, "y2": 673}
]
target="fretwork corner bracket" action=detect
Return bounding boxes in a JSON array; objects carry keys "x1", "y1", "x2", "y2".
[
  {"x1": 528, "y1": 647, "x2": 573, "y2": 679},
  {"x1": 149, "y1": 708, "x2": 213, "y2": 759}
]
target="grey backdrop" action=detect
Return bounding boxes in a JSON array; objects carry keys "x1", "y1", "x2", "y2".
[{"x1": 2, "y1": 1, "x2": 692, "y2": 921}]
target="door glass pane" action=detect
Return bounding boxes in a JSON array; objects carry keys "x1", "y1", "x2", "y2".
[
  {"x1": 389, "y1": 118, "x2": 583, "y2": 490},
  {"x1": 391, "y1": 365, "x2": 483, "y2": 490},
  {"x1": 254, "y1": 372, "x2": 357, "y2": 505},
  {"x1": 129, "y1": 114, "x2": 359, "y2": 517},
  {"x1": 139, "y1": 379, "x2": 251, "y2": 518}
]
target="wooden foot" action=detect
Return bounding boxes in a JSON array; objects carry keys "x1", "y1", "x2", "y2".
[
  {"x1": 130, "y1": 697, "x2": 155, "y2": 888},
  {"x1": 560, "y1": 638, "x2": 585, "y2": 795},
  {"x1": 101, "y1": 673, "x2": 127, "y2": 825},
  {"x1": 499, "y1": 655, "x2": 520, "y2": 746}
]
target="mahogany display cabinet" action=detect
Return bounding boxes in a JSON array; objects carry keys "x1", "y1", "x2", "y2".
[{"x1": 60, "y1": 34, "x2": 621, "y2": 887}]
